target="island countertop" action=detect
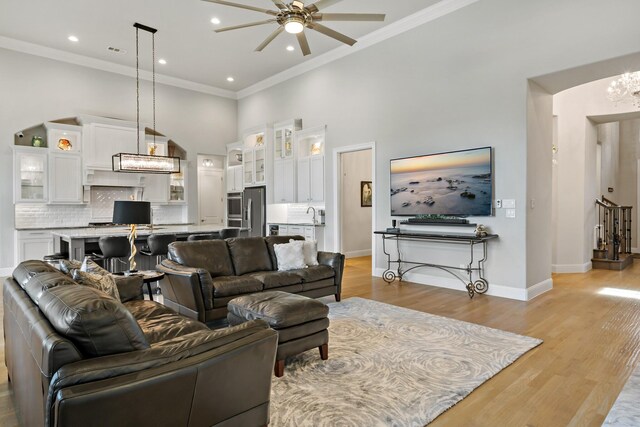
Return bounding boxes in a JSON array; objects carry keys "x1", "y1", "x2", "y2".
[
  {"x1": 52, "y1": 224, "x2": 235, "y2": 241},
  {"x1": 53, "y1": 224, "x2": 246, "y2": 262}
]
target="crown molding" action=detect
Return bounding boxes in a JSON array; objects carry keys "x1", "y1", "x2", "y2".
[
  {"x1": 236, "y1": 0, "x2": 479, "y2": 99},
  {"x1": 0, "y1": 0, "x2": 477, "y2": 102},
  {"x1": 0, "y1": 36, "x2": 237, "y2": 100}
]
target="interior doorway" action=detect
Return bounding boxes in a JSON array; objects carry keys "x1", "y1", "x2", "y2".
[
  {"x1": 332, "y1": 143, "x2": 376, "y2": 271},
  {"x1": 197, "y1": 154, "x2": 225, "y2": 225}
]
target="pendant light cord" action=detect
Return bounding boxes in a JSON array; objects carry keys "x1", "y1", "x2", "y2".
[
  {"x1": 136, "y1": 26, "x2": 140, "y2": 155},
  {"x1": 152, "y1": 32, "x2": 156, "y2": 149}
]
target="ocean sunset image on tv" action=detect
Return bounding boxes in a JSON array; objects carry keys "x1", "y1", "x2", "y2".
[{"x1": 390, "y1": 147, "x2": 493, "y2": 216}]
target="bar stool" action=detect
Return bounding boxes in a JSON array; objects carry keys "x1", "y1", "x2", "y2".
[
  {"x1": 140, "y1": 234, "x2": 177, "y2": 266},
  {"x1": 43, "y1": 252, "x2": 69, "y2": 269},
  {"x1": 187, "y1": 233, "x2": 217, "y2": 241},
  {"x1": 97, "y1": 236, "x2": 130, "y2": 273},
  {"x1": 219, "y1": 228, "x2": 239, "y2": 239}
]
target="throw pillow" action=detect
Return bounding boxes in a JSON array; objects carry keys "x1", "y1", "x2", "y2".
[
  {"x1": 291, "y1": 239, "x2": 319, "y2": 267},
  {"x1": 274, "y1": 241, "x2": 307, "y2": 271},
  {"x1": 56, "y1": 259, "x2": 82, "y2": 276},
  {"x1": 81, "y1": 257, "x2": 111, "y2": 275},
  {"x1": 72, "y1": 270, "x2": 121, "y2": 301}
]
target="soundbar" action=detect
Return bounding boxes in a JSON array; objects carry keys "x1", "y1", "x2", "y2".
[{"x1": 403, "y1": 217, "x2": 470, "y2": 225}]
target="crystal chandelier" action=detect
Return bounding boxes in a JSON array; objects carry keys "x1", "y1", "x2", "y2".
[
  {"x1": 113, "y1": 23, "x2": 180, "y2": 174},
  {"x1": 607, "y1": 72, "x2": 640, "y2": 108}
]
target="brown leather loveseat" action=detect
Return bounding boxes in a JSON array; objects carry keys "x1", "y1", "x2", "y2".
[
  {"x1": 3, "y1": 260, "x2": 278, "y2": 427},
  {"x1": 158, "y1": 236, "x2": 345, "y2": 323}
]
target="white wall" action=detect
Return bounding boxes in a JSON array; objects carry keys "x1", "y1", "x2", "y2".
[
  {"x1": 526, "y1": 81, "x2": 553, "y2": 288},
  {"x1": 598, "y1": 123, "x2": 620, "y2": 196},
  {"x1": 617, "y1": 119, "x2": 640, "y2": 247},
  {"x1": 340, "y1": 149, "x2": 372, "y2": 258},
  {"x1": 238, "y1": 0, "x2": 640, "y2": 299},
  {"x1": 0, "y1": 48, "x2": 237, "y2": 268}
]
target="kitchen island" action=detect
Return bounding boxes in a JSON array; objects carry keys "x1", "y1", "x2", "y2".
[{"x1": 53, "y1": 224, "x2": 240, "y2": 266}]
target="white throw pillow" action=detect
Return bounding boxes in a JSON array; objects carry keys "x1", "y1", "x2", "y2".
[
  {"x1": 292, "y1": 239, "x2": 319, "y2": 267},
  {"x1": 274, "y1": 241, "x2": 307, "y2": 271}
]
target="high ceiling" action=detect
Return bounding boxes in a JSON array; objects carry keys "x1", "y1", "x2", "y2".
[{"x1": 0, "y1": 0, "x2": 437, "y2": 91}]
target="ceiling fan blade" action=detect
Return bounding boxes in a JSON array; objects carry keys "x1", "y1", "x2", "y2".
[
  {"x1": 215, "y1": 19, "x2": 277, "y2": 32},
  {"x1": 308, "y1": 23, "x2": 356, "y2": 46},
  {"x1": 305, "y1": 0, "x2": 342, "y2": 13},
  {"x1": 296, "y1": 31, "x2": 311, "y2": 56},
  {"x1": 312, "y1": 13, "x2": 386, "y2": 22},
  {"x1": 201, "y1": 0, "x2": 278, "y2": 16},
  {"x1": 271, "y1": 0, "x2": 288, "y2": 11},
  {"x1": 255, "y1": 26, "x2": 285, "y2": 51}
]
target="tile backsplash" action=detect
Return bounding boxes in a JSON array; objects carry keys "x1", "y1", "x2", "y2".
[{"x1": 15, "y1": 186, "x2": 186, "y2": 229}]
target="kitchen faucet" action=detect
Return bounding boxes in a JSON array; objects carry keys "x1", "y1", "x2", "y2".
[{"x1": 306, "y1": 206, "x2": 317, "y2": 224}]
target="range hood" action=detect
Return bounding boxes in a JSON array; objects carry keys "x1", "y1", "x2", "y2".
[{"x1": 84, "y1": 168, "x2": 144, "y2": 188}]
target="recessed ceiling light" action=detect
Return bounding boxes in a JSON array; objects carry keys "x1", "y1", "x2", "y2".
[
  {"x1": 286, "y1": 45, "x2": 295, "y2": 52},
  {"x1": 210, "y1": 17, "x2": 221, "y2": 25},
  {"x1": 68, "y1": 35, "x2": 79, "y2": 42},
  {"x1": 158, "y1": 58, "x2": 167, "y2": 65},
  {"x1": 226, "y1": 76, "x2": 235, "y2": 82}
]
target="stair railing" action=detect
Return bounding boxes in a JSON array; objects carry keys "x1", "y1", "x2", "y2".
[{"x1": 595, "y1": 196, "x2": 633, "y2": 259}]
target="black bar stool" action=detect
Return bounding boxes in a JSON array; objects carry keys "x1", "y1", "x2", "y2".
[
  {"x1": 140, "y1": 234, "x2": 177, "y2": 266},
  {"x1": 97, "y1": 236, "x2": 130, "y2": 273},
  {"x1": 187, "y1": 233, "x2": 217, "y2": 241},
  {"x1": 219, "y1": 228, "x2": 239, "y2": 239},
  {"x1": 43, "y1": 253, "x2": 69, "y2": 269}
]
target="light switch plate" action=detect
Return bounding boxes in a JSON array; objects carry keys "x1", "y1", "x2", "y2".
[
  {"x1": 503, "y1": 199, "x2": 516, "y2": 209},
  {"x1": 506, "y1": 209, "x2": 516, "y2": 218},
  {"x1": 495, "y1": 199, "x2": 502, "y2": 209}
]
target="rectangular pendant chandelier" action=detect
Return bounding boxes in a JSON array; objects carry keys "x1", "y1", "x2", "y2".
[{"x1": 112, "y1": 153, "x2": 180, "y2": 174}]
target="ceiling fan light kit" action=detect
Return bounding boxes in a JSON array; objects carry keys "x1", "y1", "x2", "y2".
[{"x1": 202, "y1": 0, "x2": 385, "y2": 56}]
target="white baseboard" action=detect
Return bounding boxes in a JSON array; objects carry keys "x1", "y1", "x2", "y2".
[
  {"x1": 373, "y1": 268, "x2": 530, "y2": 301},
  {"x1": 551, "y1": 262, "x2": 592, "y2": 273},
  {"x1": 527, "y1": 278, "x2": 553, "y2": 300},
  {"x1": 344, "y1": 250, "x2": 372, "y2": 259},
  {"x1": 632, "y1": 247, "x2": 639, "y2": 254},
  {"x1": 0, "y1": 267, "x2": 14, "y2": 277}
]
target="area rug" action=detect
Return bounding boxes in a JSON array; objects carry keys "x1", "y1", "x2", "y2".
[{"x1": 270, "y1": 297, "x2": 542, "y2": 426}]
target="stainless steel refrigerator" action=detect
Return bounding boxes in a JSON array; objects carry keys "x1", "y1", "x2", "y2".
[{"x1": 243, "y1": 186, "x2": 266, "y2": 237}]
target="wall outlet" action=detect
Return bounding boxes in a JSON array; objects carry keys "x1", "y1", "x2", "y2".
[
  {"x1": 506, "y1": 209, "x2": 516, "y2": 218},
  {"x1": 503, "y1": 199, "x2": 516, "y2": 209},
  {"x1": 495, "y1": 199, "x2": 502, "y2": 209}
]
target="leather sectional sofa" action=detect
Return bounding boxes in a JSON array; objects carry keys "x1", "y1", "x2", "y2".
[
  {"x1": 4, "y1": 260, "x2": 278, "y2": 427},
  {"x1": 158, "y1": 236, "x2": 345, "y2": 323}
]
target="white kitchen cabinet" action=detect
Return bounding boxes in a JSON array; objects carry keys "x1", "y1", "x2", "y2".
[
  {"x1": 45, "y1": 122, "x2": 82, "y2": 153},
  {"x1": 14, "y1": 147, "x2": 48, "y2": 203},
  {"x1": 295, "y1": 126, "x2": 325, "y2": 203},
  {"x1": 274, "y1": 119, "x2": 301, "y2": 159},
  {"x1": 273, "y1": 158, "x2": 295, "y2": 203},
  {"x1": 15, "y1": 230, "x2": 53, "y2": 264},
  {"x1": 226, "y1": 165, "x2": 243, "y2": 192},
  {"x1": 310, "y1": 156, "x2": 324, "y2": 203},
  {"x1": 169, "y1": 161, "x2": 188, "y2": 203},
  {"x1": 242, "y1": 128, "x2": 270, "y2": 187},
  {"x1": 49, "y1": 153, "x2": 83, "y2": 204},
  {"x1": 142, "y1": 173, "x2": 169, "y2": 204},
  {"x1": 287, "y1": 225, "x2": 305, "y2": 236},
  {"x1": 83, "y1": 123, "x2": 141, "y2": 169}
]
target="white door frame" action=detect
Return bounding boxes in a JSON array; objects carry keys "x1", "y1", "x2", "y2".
[{"x1": 332, "y1": 142, "x2": 376, "y2": 275}]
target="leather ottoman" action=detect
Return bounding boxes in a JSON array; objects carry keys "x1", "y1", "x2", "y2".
[{"x1": 228, "y1": 291, "x2": 330, "y2": 377}]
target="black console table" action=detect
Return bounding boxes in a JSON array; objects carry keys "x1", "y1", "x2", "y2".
[{"x1": 374, "y1": 230, "x2": 498, "y2": 299}]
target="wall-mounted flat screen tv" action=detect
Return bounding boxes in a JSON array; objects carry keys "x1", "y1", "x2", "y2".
[{"x1": 390, "y1": 147, "x2": 493, "y2": 216}]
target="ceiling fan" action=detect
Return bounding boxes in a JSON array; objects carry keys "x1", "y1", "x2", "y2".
[{"x1": 202, "y1": 0, "x2": 385, "y2": 56}]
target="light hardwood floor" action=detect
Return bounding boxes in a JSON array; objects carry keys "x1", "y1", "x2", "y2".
[{"x1": 2, "y1": 258, "x2": 638, "y2": 426}]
